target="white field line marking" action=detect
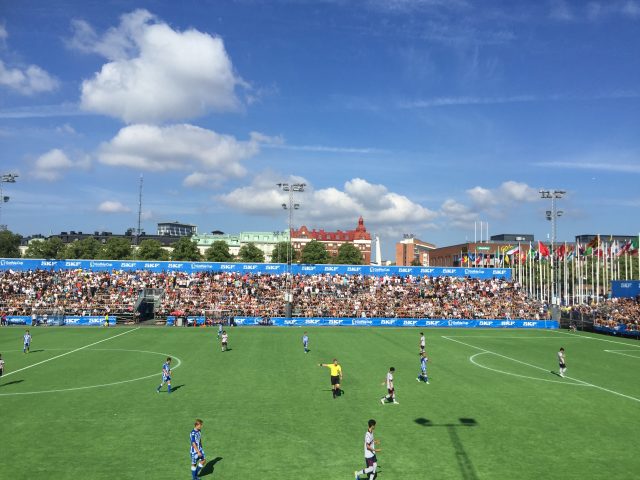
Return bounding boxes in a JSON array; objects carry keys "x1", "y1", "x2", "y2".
[
  {"x1": 443, "y1": 335, "x2": 640, "y2": 404},
  {"x1": 444, "y1": 335, "x2": 573, "y2": 339},
  {"x1": 0, "y1": 347, "x2": 181, "y2": 396},
  {"x1": 470, "y1": 352, "x2": 587, "y2": 385},
  {"x1": 3, "y1": 328, "x2": 139, "y2": 378},
  {"x1": 604, "y1": 350, "x2": 640, "y2": 360},
  {"x1": 552, "y1": 330, "x2": 640, "y2": 348}
]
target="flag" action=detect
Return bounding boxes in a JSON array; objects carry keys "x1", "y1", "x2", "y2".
[
  {"x1": 538, "y1": 241, "x2": 550, "y2": 258},
  {"x1": 555, "y1": 244, "x2": 566, "y2": 259},
  {"x1": 585, "y1": 235, "x2": 599, "y2": 255},
  {"x1": 506, "y1": 246, "x2": 520, "y2": 255},
  {"x1": 630, "y1": 238, "x2": 640, "y2": 255}
]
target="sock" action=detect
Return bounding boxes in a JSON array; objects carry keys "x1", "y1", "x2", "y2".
[
  {"x1": 167, "y1": 384, "x2": 171, "y2": 393},
  {"x1": 332, "y1": 389, "x2": 336, "y2": 398},
  {"x1": 157, "y1": 385, "x2": 161, "y2": 391},
  {"x1": 191, "y1": 466, "x2": 197, "y2": 479},
  {"x1": 195, "y1": 462, "x2": 203, "y2": 476}
]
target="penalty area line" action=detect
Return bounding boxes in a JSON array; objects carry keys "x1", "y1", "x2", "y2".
[
  {"x1": 4, "y1": 328, "x2": 140, "y2": 378},
  {"x1": 442, "y1": 335, "x2": 640, "y2": 404}
]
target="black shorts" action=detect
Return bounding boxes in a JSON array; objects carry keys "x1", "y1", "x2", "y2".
[
  {"x1": 559, "y1": 363, "x2": 566, "y2": 369},
  {"x1": 331, "y1": 375, "x2": 340, "y2": 385},
  {"x1": 222, "y1": 342, "x2": 228, "y2": 346},
  {"x1": 387, "y1": 388, "x2": 394, "y2": 395},
  {"x1": 366, "y1": 455, "x2": 377, "y2": 468}
]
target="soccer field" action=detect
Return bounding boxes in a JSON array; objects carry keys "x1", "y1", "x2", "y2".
[{"x1": 1, "y1": 326, "x2": 639, "y2": 480}]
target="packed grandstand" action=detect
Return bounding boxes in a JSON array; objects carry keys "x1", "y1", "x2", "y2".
[{"x1": 0, "y1": 267, "x2": 636, "y2": 329}]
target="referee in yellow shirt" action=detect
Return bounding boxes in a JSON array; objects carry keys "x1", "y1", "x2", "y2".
[{"x1": 319, "y1": 358, "x2": 343, "y2": 398}]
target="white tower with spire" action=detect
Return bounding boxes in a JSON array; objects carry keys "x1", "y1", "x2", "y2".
[{"x1": 374, "y1": 235, "x2": 382, "y2": 265}]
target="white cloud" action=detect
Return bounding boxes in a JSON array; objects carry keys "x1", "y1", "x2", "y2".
[
  {"x1": 32, "y1": 149, "x2": 90, "y2": 181},
  {"x1": 97, "y1": 201, "x2": 132, "y2": 213},
  {"x1": 535, "y1": 160, "x2": 640, "y2": 174},
  {"x1": 218, "y1": 174, "x2": 438, "y2": 232},
  {"x1": 466, "y1": 181, "x2": 538, "y2": 209},
  {"x1": 439, "y1": 181, "x2": 539, "y2": 227},
  {"x1": 0, "y1": 59, "x2": 59, "y2": 95},
  {"x1": 98, "y1": 124, "x2": 268, "y2": 181},
  {"x1": 0, "y1": 23, "x2": 7, "y2": 43},
  {"x1": 73, "y1": 9, "x2": 246, "y2": 123}
]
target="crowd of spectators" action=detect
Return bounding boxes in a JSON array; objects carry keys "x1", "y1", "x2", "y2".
[
  {"x1": 568, "y1": 297, "x2": 640, "y2": 332},
  {"x1": 0, "y1": 269, "x2": 550, "y2": 321}
]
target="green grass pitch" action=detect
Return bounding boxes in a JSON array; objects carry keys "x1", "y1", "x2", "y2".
[{"x1": 1, "y1": 326, "x2": 639, "y2": 479}]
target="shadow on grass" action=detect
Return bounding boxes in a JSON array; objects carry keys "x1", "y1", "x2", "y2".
[
  {"x1": 222, "y1": 348, "x2": 233, "y2": 352},
  {"x1": 27, "y1": 349, "x2": 44, "y2": 353},
  {"x1": 0, "y1": 379, "x2": 24, "y2": 388},
  {"x1": 170, "y1": 384, "x2": 185, "y2": 392},
  {"x1": 199, "y1": 456, "x2": 222, "y2": 477},
  {"x1": 415, "y1": 418, "x2": 478, "y2": 480}
]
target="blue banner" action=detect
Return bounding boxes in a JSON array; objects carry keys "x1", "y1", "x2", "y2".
[
  {"x1": 231, "y1": 318, "x2": 557, "y2": 328},
  {"x1": 611, "y1": 280, "x2": 640, "y2": 298},
  {"x1": 6, "y1": 316, "x2": 31, "y2": 326},
  {"x1": 5, "y1": 315, "x2": 115, "y2": 326},
  {"x1": 0, "y1": 258, "x2": 511, "y2": 279},
  {"x1": 594, "y1": 324, "x2": 640, "y2": 339}
]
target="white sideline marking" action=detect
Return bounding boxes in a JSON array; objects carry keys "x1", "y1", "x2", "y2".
[
  {"x1": 0, "y1": 347, "x2": 181, "y2": 396},
  {"x1": 552, "y1": 330, "x2": 640, "y2": 348},
  {"x1": 604, "y1": 350, "x2": 640, "y2": 360},
  {"x1": 444, "y1": 335, "x2": 571, "y2": 339},
  {"x1": 470, "y1": 352, "x2": 586, "y2": 385},
  {"x1": 4, "y1": 328, "x2": 139, "y2": 378},
  {"x1": 443, "y1": 335, "x2": 640, "y2": 404}
]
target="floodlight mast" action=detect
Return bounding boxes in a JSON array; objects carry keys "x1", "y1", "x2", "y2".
[
  {"x1": 277, "y1": 182, "x2": 305, "y2": 317},
  {"x1": 0, "y1": 173, "x2": 19, "y2": 231},
  {"x1": 539, "y1": 189, "x2": 566, "y2": 304}
]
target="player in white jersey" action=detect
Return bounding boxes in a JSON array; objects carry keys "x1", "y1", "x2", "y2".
[
  {"x1": 302, "y1": 332, "x2": 309, "y2": 353},
  {"x1": 23, "y1": 330, "x2": 31, "y2": 354},
  {"x1": 380, "y1": 367, "x2": 398, "y2": 404},
  {"x1": 419, "y1": 332, "x2": 425, "y2": 353},
  {"x1": 558, "y1": 347, "x2": 566, "y2": 377},
  {"x1": 355, "y1": 419, "x2": 380, "y2": 480},
  {"x1": 221, "y1": 331, "x2": 228, "y2": 352},
  {"x1": 0, "y1": 353, "x2": 4, "y2": 377},
  {"x1": 217, "y1": 323, "x2": 223, "y2": 339}
]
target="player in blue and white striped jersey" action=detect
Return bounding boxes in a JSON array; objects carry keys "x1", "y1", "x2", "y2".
[
  {"x1": 156, "y1": 357, "x2": 172, "y2": 393},
  {"x1": 302, "y1": 332, "x2": 309, "y2": 353},
  {"x1": 190, "y1": 419, "x2": 205, "y2": 479},
  {"x1": 417, "y1": 352, "x2": 429, "y2": 384}
]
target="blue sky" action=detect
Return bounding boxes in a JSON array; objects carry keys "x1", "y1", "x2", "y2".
[{"x1": 1, "y1": 0, "x2": 639, "y2": 259}]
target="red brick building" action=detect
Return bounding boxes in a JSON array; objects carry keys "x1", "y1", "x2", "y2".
[
  {"x1": 291, "y1": 217, "x2": 372, "y2": 264},
  {"x1": 395, "y1": 237, "x2": 436, "y2": 266}
]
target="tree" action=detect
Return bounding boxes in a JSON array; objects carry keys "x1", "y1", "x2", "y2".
[
  {"x1": 205, "y1": 240, "x2": 233, "y2": 262},
  {"x1": 171, "y1": 237, "x2": 201, "y2": 261},
  {"x1": 24, "y1": 237, "x2": 65, "y2": 259},
  {"x1": 62, "y1": 237, "x2": 102, "y2": 259},
  {"x1": 335, "y1": 242, "x2": 363, "y2": 265},
  {"x1": 100, "y1": 237, "x2": 133, "y2": 260},
  {"x1": 270, "y1": 241, "x2": 298, "y2": 263},
  {"x1": 136, "y1": 239, "x2": 170, "y2": 261},
  {"x1": 301, "y1": 240, "x2": 330, "y2": 264},
  {"x1": 238, "y1": 242, "x2": 265, "y2": 262},
  {"x1": 411, "y1": 258, "x2": 422, "y2": 267},
  {"x1": 0, "y1": 230, "x2": 21, "y2": 258}
]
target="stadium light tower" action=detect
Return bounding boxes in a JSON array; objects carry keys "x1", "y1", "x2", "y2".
[
  {"x1": 539, "y1": 189, "x2": 565, "y2": 247},
  {"x1": 0, "y1": 173, "x2": 19, "y2": 231},
  {"x1": 277, "y1": 182, "x2": 306, "y2": 318},
  {"x1": 540, "y1": 189, "x2": 565, "y2": 304}
]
